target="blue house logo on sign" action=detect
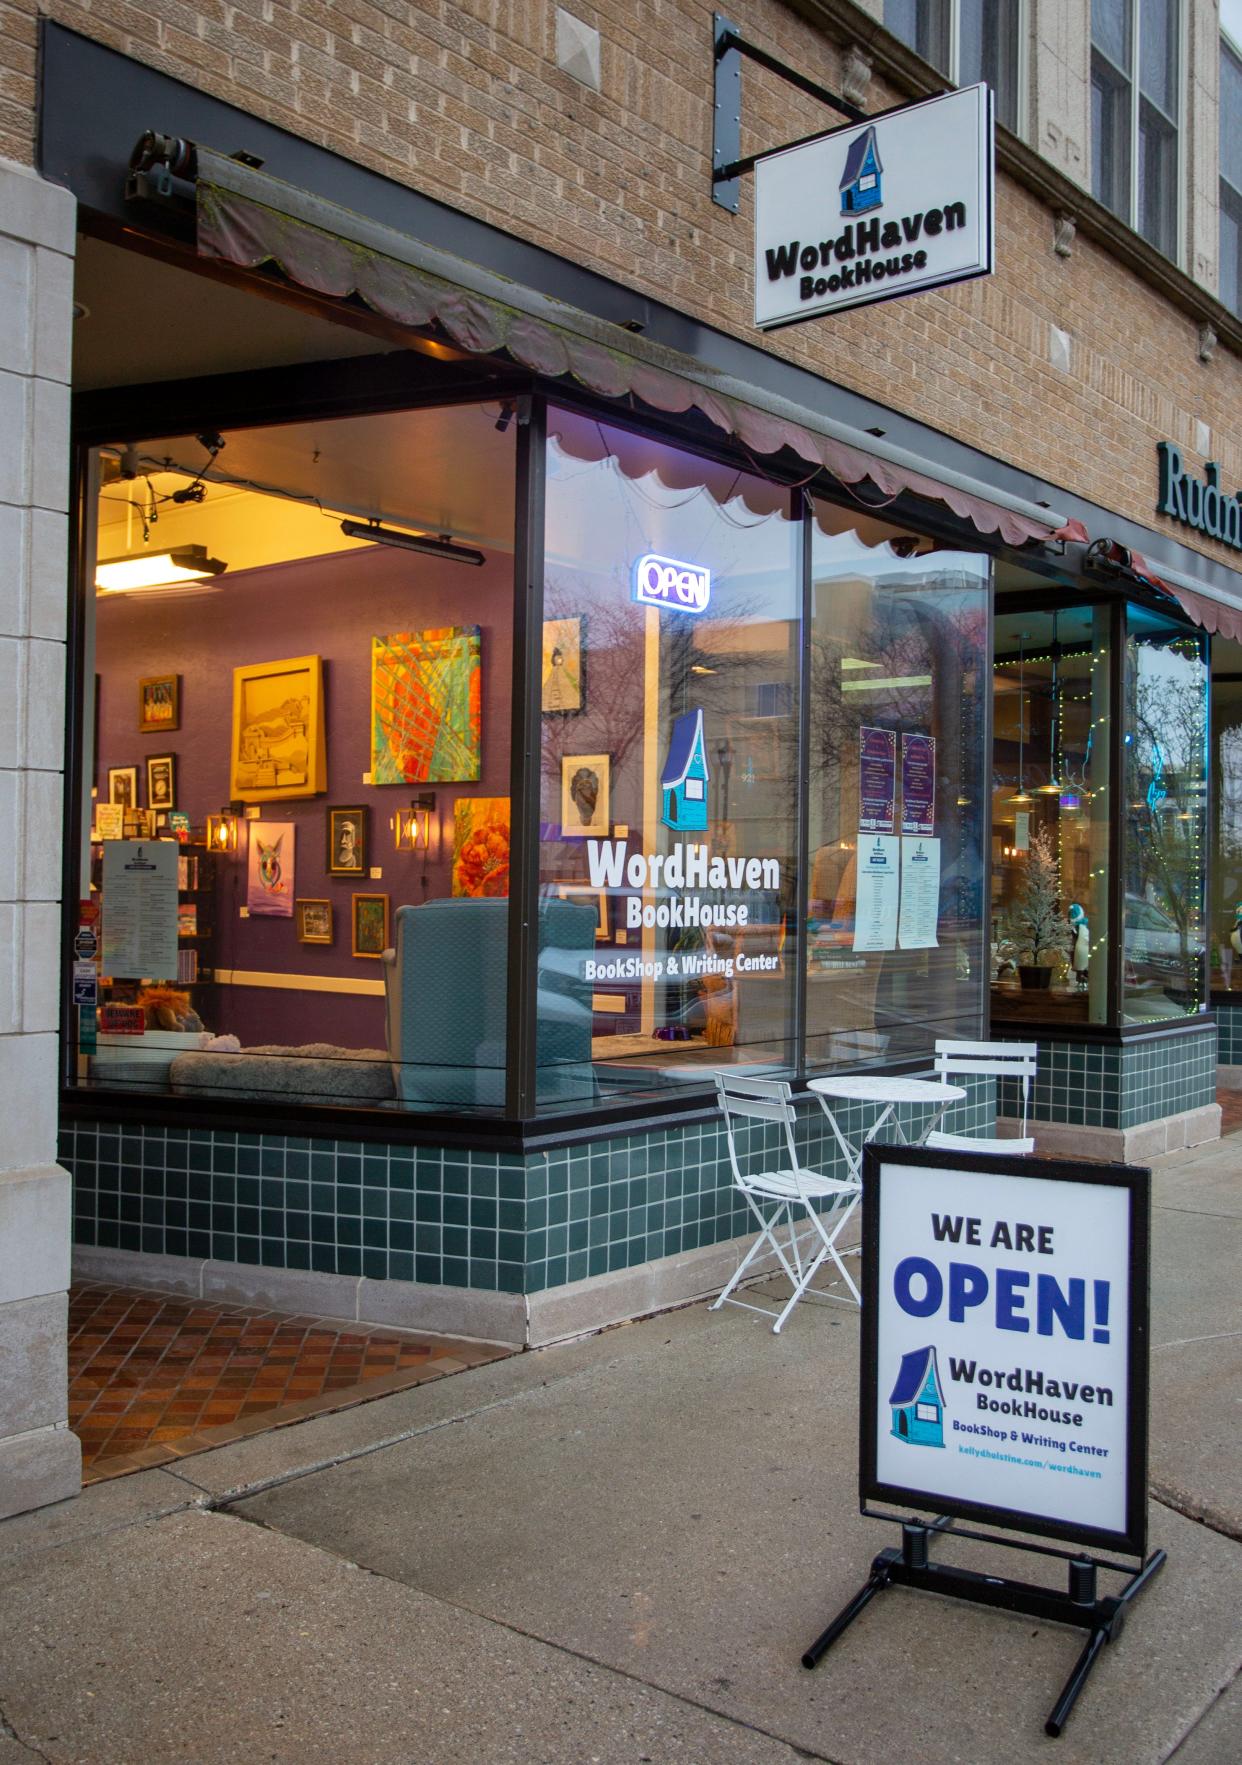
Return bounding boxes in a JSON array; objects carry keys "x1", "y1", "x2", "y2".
[
  {"x1": 661, "y1": 708, "x2": 710, "y2": 832},
  {"x1": 633, "y1": 554, "x2": 711, "y2": 614},
  {"x1": 839, "y1": 124, "x2": 883, "y2": 215},
  {"x1": 889, "y1": 1344, "x2": 946, "y2": 1448}
]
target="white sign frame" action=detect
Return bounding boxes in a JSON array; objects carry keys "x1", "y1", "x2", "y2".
[
  {"x1": 753, "y1": 84, "x2": 994, "y2": 331},
  {"x1": 860, "y1": 1144, "x2": 1150, "y2": 1558}
]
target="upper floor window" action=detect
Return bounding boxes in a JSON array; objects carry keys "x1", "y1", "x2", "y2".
[
  {"x1": 1091, "y1": 0, "x2": 1180, "y2": 260},
  {"x1": 1221, "y1": 33, "x2": 1242, "y2": 316},
  {"x1": 884, "y1": 0, "x2": 1021, "y2": 133}
]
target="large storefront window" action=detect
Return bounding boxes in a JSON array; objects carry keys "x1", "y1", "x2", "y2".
[
  {"x1": 992, "y1": 600, "x2": 1113, "y2": 1025},
  {"x1": 1211, "y1": 636, "x2": 1242, "y2": 991},
  {"x1": 807, "y1": 506, "x2": 989, "y2": 1066},
  {"x1": 77, "y1": 403, "x2": 515, "y2": 1110},
  {"x1": 1122, "y1": 608, "x2": 1209, "y2": 1022},
  {"x1": 539, "y1": 411, "x2": 800, "y2": 1104}
]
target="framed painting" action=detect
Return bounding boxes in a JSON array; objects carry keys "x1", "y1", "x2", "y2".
[
  {"x1": 542, "y1": 616, "x2": 585, "y2": 716},
  {"x1": 561, "y1": 754, "x2": 610, "y2": 839},
  {"x1": 139, "y1": 674, "x2": 180, "y2": 734},
  {"x1": 296, "y1": 899, "x2": 334, "y2": 945},
  {"x1": 371, "y1": 627, "x2": 481, "y2": 784},
  {"x1": 246, "y1": 821, "x2": 295, "y2": 917},
  {"x1": 352, "y1": 892, "x2": 390, "y2": 958},
  {"x1": 231, "y1": 655, "x2": 326, "y2": 802},
  {"x1": 452, "y1": 798, "x2": 510, "y2": 897},
  {"x1": 327, "y1": 805, "x2": 368, "y2": 876},
  {"x1": 145, "y1": 754, "x2": 176, "y2": 812},
  {"x1": 553, "y1": 882, "x2": 610, "y2": 940},
  {"x1": 107, "y1": 765, "x2": 138, "y2": 809}
]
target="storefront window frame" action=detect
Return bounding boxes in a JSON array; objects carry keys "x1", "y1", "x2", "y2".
[
  {"x1": 63, "y1": 373, "x2": 1008, "y2": 1141},
  {"x1": 989, "y1": 583, "x2": 1213, "y2": 1038}
]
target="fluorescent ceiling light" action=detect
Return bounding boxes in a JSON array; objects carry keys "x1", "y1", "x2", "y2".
[
  {"x1": 340, "y1": 520, "x2": 484, "y2": 567},
  {"x1": 96, "y1": 544, "x2": 227, "y2": 594},
  {"x1": 841, "y1": 674, "x2": 932, "y2": 692},
  {"x1": 840, "y1": 657, "x2": 880, "y2": 670}
]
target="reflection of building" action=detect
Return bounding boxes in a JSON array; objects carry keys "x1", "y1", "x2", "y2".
[{"x1": 4, "y1": 6, "x2": 1241, "y2": 1521}]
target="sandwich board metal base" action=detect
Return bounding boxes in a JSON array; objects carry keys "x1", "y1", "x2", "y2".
[{"x1": 802, "y1": 1517, "x2": 1166, "y2": 1738}]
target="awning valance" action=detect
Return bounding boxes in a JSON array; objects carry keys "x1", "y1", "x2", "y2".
[
  {"x1": 193, "y1": 148, "x2": 1075, "y2": 549},
  {"x1": 1086, "y1": 540, "x2": 1242, "y2": 642}
]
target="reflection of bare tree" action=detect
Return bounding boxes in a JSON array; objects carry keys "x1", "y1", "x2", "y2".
[{"x1": 1125, "y1": 648, "x2": 1208, "y2": 1002}]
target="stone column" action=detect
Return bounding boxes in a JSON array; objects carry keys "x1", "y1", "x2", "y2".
[{"x1": 0, "y1": 155, "x2": 80, "y2": 1520}]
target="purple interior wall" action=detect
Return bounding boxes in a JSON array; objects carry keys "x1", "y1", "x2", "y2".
[{"x1": 95, "y1": 543, "x2": 513, "y2": 1047}]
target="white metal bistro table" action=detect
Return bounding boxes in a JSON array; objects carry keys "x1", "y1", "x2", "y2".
[{"x1": 806, "y1": 1075, "x2": 967, "y2": 1183}]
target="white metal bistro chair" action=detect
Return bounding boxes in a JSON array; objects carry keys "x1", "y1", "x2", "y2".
[
  {"x1": 710, "y1": 1072, "x2": 862, "y2": 1333},
  {"x1": 925, "y1": 1039, "x2": 1039, "y2": 1155}
]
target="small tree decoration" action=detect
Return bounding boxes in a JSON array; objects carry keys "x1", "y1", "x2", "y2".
[{"x1": 1008, "y1": 827, "x2": 1070, "y2": 968}]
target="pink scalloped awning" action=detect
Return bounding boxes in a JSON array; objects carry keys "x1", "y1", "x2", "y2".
[{"x1": 197, "y1": 177, "x2": 1073, "y2": 549}]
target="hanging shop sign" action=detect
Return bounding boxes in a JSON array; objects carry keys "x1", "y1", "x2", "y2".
[
  {"x1": 1156, "y1": 443, "x2": 1242, "y2": 552},
  {"x1": 753, "y1": 84, "x2": 994, "y2": 330},
  {"x1": 862, "y1": 1145, "x2": 1150, "y2": 1553},
  {"x1": 632, "y1": 554, "x2": 712, "y2": 614}
]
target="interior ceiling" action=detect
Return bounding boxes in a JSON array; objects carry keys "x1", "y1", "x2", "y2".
[
  {"x1": 73, "y1": 234, "x2": 393, "y2": 390},
  {"x1": 128, "y1": 403, "x2": 517, "y2": 553}
]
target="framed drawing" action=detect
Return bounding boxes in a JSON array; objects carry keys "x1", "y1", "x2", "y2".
[
  {"x1": 295, "y1": 899, "x2": 334, "y2": 945},
  {"x1": 371, "y1": 627, "x2": 482, "y2": 784},
  {"x1": 452, "y1": 798, "x2": 510, "y2": 897},
  {"x1": 561, "y1": 754, "x2": 610, "y2": 838},
  {"x1": 231, "y1": 655, "x2": 326, "y2": 802},
  {"x1": 107, "y1": 765, "x2": 138, "y2": 808},
  {"x1": 327, "y1": 805, "x2": 368, "y2": 876},
  {"x1": 246, "y1": 821, "x2": 295, "y2": 918},
  {"x1": 542, "y1": 616, "x2": 585, "y2": 716},
  {"x1": 352, "y1": 892, "x2": 390, "y2": 959},
  {"x1": 145, "y1": 754, "x2": 176, "y2": 812},
  {"x1": 554, "y1": 882, "x2": 610, "y2": 940},
  {"x1": 139, "y1": 674, "x2": 180, "y2": 734}
]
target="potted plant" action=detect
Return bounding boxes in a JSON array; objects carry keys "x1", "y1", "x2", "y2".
[{"x1": 1007, "y1": 827, "x2": 1069, "y2": 989}]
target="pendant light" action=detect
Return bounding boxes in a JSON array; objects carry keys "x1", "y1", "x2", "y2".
[{"x1": 1039, "y1": 610, "x2": 1066, "y2": 794}]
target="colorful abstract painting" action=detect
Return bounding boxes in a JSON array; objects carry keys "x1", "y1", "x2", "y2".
[
  {"x1": 452, "y1": 798, "x2": 510, "y2": 897},
  {"x1": 371, "y1": 627, "x2": 481, "y2": 784}
]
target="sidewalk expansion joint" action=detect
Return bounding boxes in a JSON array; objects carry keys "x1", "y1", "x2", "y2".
[
  {"x1": 0, "y1": 1691, "x2": 54, "y2": 1765},
  {"x1": 220, "y1": 1506, "x2": 846, "y2": 1765},
  {"x1": 1151, "y1": 1479, "x2": 1242, "y2": 1546},
  {"x1": 1164, "y1": 1661, "x2": 1242, "y2": 1762}
]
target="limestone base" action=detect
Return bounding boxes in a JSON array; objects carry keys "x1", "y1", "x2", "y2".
[
  {"x1": 0, "y1": 1425, "x2": 81, "y2": 1522},
  {"x1": 998, "y1": 1102, "x2": 1221, "y2": 1163}
]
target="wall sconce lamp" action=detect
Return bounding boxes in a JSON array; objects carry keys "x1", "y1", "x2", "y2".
[
  {"x1": 393, "y1": 792, "x2": 437, "y2": 852},
  {"x1": 206, "y1": 804, "x2": 242, "y2": 853}
]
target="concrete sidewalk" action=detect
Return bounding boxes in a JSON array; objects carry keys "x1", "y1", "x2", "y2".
[{"x1": 0, "y1": 1141, "x2": 1240, "y2": 1764}]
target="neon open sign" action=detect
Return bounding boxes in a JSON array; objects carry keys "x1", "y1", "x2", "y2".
[{"x1": 632, "y1": 553, "x2": 712, "y2": 614}]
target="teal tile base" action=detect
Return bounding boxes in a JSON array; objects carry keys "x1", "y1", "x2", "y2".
[
  {"x1": 60, "y1": 1077, "x2": 994, "y2": 1298},
  {"x1": 997, "y1": 1025, "x2": 1217, "y2": 1131},
  {"x1": 1216, "y1": 1001, "x2": 1242, "y2": 1066}
]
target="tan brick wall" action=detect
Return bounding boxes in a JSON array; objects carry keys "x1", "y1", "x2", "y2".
[{"x1": 5, "y1": 0, "x2": 1241, "y2": 571}]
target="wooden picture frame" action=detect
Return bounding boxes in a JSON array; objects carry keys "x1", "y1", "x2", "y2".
[
  {"x1": 327, "y1": 805, "x2": 368, "y2": 876},
  {"x1": 295, "y1": 899, "x2": 334, "y2": 945},
  {"x1": 554, "y1": 882, "x2": 611, "y2": 941},
  {"x1": 107, "y1": 765, "x2": 138, "y2": 809},
  {"x1": 231, "y1": 654, "x2": 326, "y2": 802},
  {"x1": 561, "y1": 753, "x2": 610, "y2": 838},
  {"x1": 542, "y1": 615, "x2": 586, "y2": 716},
  {"x1": 351, "y1": 892, "x2": 390, "y2": 959},
  {"x1": 145, "y1": 753, "x2": 176, "y2": 813},
  {"x1": 139, "y1": 674, "x2": 180, "y2": 734}
]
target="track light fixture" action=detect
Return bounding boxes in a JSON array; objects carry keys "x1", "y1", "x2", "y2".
[{"x1": 340, "y1": 520, "x2": 485, "y2": 567}]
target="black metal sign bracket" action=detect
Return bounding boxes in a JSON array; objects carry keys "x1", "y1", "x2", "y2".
[
  {"x1": 802, "y1": 1517, "x2": 1167, "y2": 1739},
  {"x1": 712, "y1": 14, "x2": 867, "y2": 212}
]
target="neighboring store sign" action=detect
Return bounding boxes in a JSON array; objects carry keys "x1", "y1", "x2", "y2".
[
  {"x1": 632, "y1": 553, "x2": 712, "y2": 613},
  {"x1": 753, "y1": 84, "x2": 994, "y2": 330},
  {"x1": 861, "y1": 1145, "x2": 1150, "y2": 1554},
  {"x1": 1156, "y1": 442, "x2": 1242, "y2": 553}
]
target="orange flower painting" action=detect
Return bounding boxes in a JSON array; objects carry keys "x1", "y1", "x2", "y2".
[{"x1": 452, "y1": 798, "x2": 511, "y2": 897}]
